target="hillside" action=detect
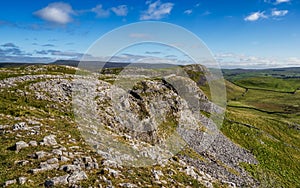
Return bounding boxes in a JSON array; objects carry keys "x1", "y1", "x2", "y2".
[{"x1": 0, "y1": 64, "x2": 299, "y2": 187}]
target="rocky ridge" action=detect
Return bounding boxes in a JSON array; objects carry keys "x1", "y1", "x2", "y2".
[{"x1": 0, "y1": 65, "x2": 259, "y2": 187}]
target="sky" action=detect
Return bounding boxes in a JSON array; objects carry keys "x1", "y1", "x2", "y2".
[{"x1": 0, "y1": 0, "x2": 299, "y2": 68}]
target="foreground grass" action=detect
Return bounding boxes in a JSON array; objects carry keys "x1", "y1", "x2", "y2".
[{"x1": 222, "y1": 108, "x2": 300, "y2": 187}]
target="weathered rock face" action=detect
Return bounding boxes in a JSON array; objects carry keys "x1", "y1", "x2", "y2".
[
  {"x1": 29, "y1": 78, "x2": 72, "y2": 104},
  {"x1": 70, "y1": 69, "x2": 258, "y2": 186},
  {"x1": 72, "y1": 74, "x2": 218, "y2": 167}
]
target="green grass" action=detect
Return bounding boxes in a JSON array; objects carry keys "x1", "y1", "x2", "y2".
[
  {"x1": 224, "y1": 80, "x2": 246, "y2": 101},
  {"x1": 222, "y1": 108, "x2": 300, "y2": 187},
  {"x1": 221, "y1": 72, "x2": 300, "y2": 187},
  {"x1": 223, "y1": 67, "x2": 300, "y2": 92},
  {"x1": 228, "y1": 89, "x2": 300, "y2": 113},
  {"x1": 234, "y1": 77, "x2": 300, "y2": 92}
]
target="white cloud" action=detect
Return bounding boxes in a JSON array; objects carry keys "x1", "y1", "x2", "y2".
[
  {"x1": 272, "y1": 9, "x2": 288, "y2": 17},
  {"x1": 215, "y1": 52, "x2": 300, "y2": 68},
  {"x1": 34, "y1": 2, "x2": 74, "y2": 24},
  {"x1": 110, "y1": 53, "x2": 191, "y2": 65},
  {"x1": 92, "y1": 5, "x2": 110, "y2": 17},
  {"x1": 184, "y1": 9, "x2": 193, "y2": 15},
  {"x1": 244, "y1": 9, "x2": 288, "y2": 22},
  {"x1": 91, "y1": 4, "x2": 129, "y2": 17},
  {"x1": 1, "y1": 43, "x2": 18, "y2": 48},
  {"x1": 140, "y1": 0, "x2": 174, "y2": 20},
  {"x1": 264, "y1": 0, "x2": 290, "y2": 4},
  {"x1": 111, "y1": 5, "x2": 128, "y2": 16},
  {"x1": 244, "y1": 11, "x2": 267, "y2": 21},
  {"x1": 275, "y1": 0, "x2": 290, "y2": 4}
]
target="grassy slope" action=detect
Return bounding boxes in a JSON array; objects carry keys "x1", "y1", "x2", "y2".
[{"x1": 220, "y1": 70, "x2": 300, "y2": 187}]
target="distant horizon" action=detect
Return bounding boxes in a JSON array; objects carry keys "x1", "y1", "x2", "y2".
[{"x1": 1, "y1": 59, "x2": 300, "y2": 70}]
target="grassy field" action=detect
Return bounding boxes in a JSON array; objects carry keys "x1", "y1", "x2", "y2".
[
  {"x1": 219, "y1": 68, "x2": 300, "y2": 187},
  {"x1": 223, "y1": 67, "x2": 300, "y2": 92}
]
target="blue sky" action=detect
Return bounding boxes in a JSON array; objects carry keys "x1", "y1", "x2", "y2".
[{"x1": 0, "y1": 0, "x2": 299, "y2": 68}]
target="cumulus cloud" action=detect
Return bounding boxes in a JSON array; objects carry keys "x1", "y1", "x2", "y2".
[
  {"x1": 244, "y1": 11, "x2": 267, "y2": 21},
  {"x1": 42, "y1": 44, "x2": 55, "y2": 47},
  {"x1": 110, "y1": 53, "x2": 190, "y2": 65},
  {"x1": 0, "y1": 48, "x2": 23, "y2": 56},
  {"x1": 0, "y1": 43, "x2": 30, "y2": 58},
  {"x1": 245, "y1": 9, "x2": 289, "y2": 21},
  {"x1": 92, "y1": 4, "x2": 129, "y2": 17},
  {"x1": 34, "y1": 2, "x2": 75, "y2": 24},
  {"x1": 50, "y1": 50, "x2": 84, "y2": 57},
  {"x1": 0, "y1": 56, "x2": 54, "y2": 63},
  {"x1": 1, "y1": 43, "x2": 18, "y2": 48},
  {"x1": 140, "y1": 0, "x2": 174, "y2": 20},
  {"x1": 264, "y1": 0, "x2": 290, "y2": 4},
  {"x1": 0, "y1": 44, "x2": 91, "y2": 63},
  {"x1": 111, "y1": 5, "x2": 128, "y2": 16},
  {"x1": 275, "y1": 0, "x2": 290, "y2": 4},
  {"x1": 184, "y1": 9, "x2": 193, "y2": 15},
  {"x1": 35, "y1": 49, "x2": 84, "y2": 58},
  {"x1": 215, "y1": 52, "x2": 300, "y2": 69},
  {"x1": 35, "y1": 50, "x2": 48, "y2": 55},
  {"x1": 91, "y1": 4, "x2": 110, "y2": 17},
  {"x1": 272, "y1": 9, "x2": 288, "y2": 17}
]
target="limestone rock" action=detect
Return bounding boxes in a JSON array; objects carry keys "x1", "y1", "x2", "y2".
[
  {"x1": 45, "y1": 174, "x2": 69, "y2": 187},
  {"x1": 12, "y1": 122, "x2": 28, "y2": 131},
  {"x1": 60, "y1": 156, "x2": 70, "y2": 162},
  {"x1": 47, "y1": 158, "x2": 59, "y2": 164},
  {"x1": 68, "y1": 171, "x2": 88, "y2": 184},
  {"x1": 31, "y1": 163, "x2": 59, "y2": 174},
  {"x1": 35, "y1": 151, "x2": 51, "y2": 159},
  {"x1": 15, "y1": 141, "x2": 29, "y2": 152},
  {"x1": 52, "y1": 148, "x2": 63, "y2": 156},
  {"x1": 43, "y1": 135, "x2": 57, "y2": 146},
  {"x1": 60, "y1": 164, "x2": 81, "y2": 173},
  {"x1": 119, "y1": 183, "x2": 138, "y2": 188},
  {"x1": 105, "y1": 167, "x2": 120, "y2": 178},
  {"x1": 18, "y1": 177, "x2": 27, "y2": 185},
  {"x1": 14, "y1": 160, "x2": 29, "y2": 166},
  {"x1": 152, "y1": 170, "x2": 163, "y2": 181},
  {"x1": 5, "y1": 179, "x2": 16, "y2": 187},
  {"x1": 29, "y1": 140, "x2": 38, "y2": 146}
]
